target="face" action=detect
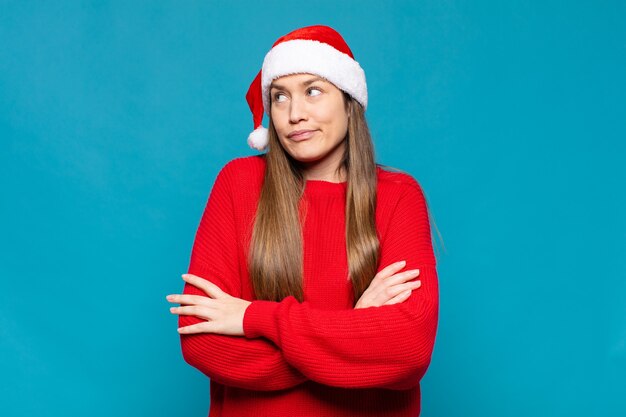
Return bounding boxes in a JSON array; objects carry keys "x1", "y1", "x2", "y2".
[{"x1": 270, "y1": 73, "x2": 350, "y2": 179}]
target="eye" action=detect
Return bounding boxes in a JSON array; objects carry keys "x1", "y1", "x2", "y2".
[
  {"x1": 273, "y1": 92, "x2": 286, "y2": 102},
  {"x1": 308, "y1": 87, "x2": 322, "y2": 96},
  {"x1": 272, "y1": 87, "x2": 321, "y2": 103}
]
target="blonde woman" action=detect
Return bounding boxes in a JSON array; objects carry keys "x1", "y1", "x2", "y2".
[{"x1": 167, "y1": 24, "x2": 439, "y2": 417}]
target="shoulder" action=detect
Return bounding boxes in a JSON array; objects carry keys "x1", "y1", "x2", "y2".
[
  {"x1": 209, "y1": 156, "x2": 265, "y2": 211},
  {"x1": 219, "y1": 154, "x2": 266, "y2": 177},
  {"x1": 376, "y1": 164, "x2": 426, "y2": 200},
  {"x1": 214, "y1": 155, "x2": 266, "y2": 189},
  {"x1": 375, "y1": 164, "x2": 433, "y2": 229}
]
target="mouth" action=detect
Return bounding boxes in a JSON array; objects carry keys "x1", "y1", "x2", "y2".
[{"x1": 288, "y1": 129, "x2": 317, "y2": 141}]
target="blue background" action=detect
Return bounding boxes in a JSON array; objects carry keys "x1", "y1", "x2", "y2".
[{"x1": 1, "y1": 1, "x2": 624, "y2": 416}]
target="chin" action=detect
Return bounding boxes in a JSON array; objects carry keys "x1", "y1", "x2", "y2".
[
  {"x1": 284, "y1": 142, "x2": 322, "y2": 159},
  {"x1": 290, "y1": 151, "x2": 324, "y2": 164}
]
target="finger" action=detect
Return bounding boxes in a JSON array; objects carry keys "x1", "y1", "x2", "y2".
[
  {"x1": 381, "y1": 280, "x2": 421, "y2": 301},
  {"x1": 384, "y1": 289, "x2": 413, "y2": 305},
  {"x1": 177, "y1": 321, "x2": 216, "y2": 334},
  {"x1": 394, "y1": 280, "x2": 421, "y2": 294},
  {"x1": 166, "y1": 293, "x2": 213, "y2": 306},
  {"x1": 170, "y1": 305, "x2": 213, "y2": 321},
  {"x1": 374, "y1": 261, "x2": 407, "y2": 281},
  {"x1": 385, "y1": 269, "x2": 420, "y2": 286},
  {"x1": 367, "y1": 270, "x2": 419, "y2": 296},
  {"x1": 182, "y1": 274, "x2": 226, "y2": 299}
]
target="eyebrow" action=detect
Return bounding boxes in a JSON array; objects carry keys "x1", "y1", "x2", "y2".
[{"x1": 270, "y1": 76, "x2": 326, "y2": 91}]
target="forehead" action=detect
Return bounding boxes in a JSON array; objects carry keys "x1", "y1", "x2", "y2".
[{"x1": 269, "y1": 73, "x2": 329, "y2": 90}]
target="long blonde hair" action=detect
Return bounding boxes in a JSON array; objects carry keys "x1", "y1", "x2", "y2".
[{"x1": 247, "y1": 91, "x2": 381, "y2": 306}]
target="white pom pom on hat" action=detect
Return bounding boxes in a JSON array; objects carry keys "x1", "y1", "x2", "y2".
[
  {"x1": 247, "y1": 125, "x2": 269, "y2": 151},
  {"x1": 245, "y1": 25, "x2": 368, "y2": 152}
]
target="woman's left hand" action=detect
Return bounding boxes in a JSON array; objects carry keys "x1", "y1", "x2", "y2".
[{"x1": 166, "y1": 273, "x2": 252, "y2": 337}]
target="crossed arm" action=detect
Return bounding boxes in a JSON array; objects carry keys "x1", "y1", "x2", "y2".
[{"x1": 175, "y1": 163, "x2": 438, "y2": 391}]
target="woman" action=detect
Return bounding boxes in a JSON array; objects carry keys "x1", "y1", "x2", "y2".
[{"x1": 166, "y1": 25, "x2": 439, "y2": 416}]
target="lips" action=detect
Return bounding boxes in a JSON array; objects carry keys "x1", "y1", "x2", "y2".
[{"x1": 288, "y1": 129, "x2": 317, "y2": 140}]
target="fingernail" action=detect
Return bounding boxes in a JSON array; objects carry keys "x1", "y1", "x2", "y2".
[{"x1": 398, "y1": 260, "x2": 406, "y2": 266}]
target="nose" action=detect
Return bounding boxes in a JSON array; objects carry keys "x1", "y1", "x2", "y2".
[{"x1": 289, "y1": 96, "x2": 308, "y2": 124}]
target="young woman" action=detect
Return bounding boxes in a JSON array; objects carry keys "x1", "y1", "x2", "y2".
[{"x1": 166, "y1": 25, "x2": 439, "y2": 417}]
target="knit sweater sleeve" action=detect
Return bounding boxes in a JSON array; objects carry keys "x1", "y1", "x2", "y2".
[
  {"x1": 178, "y1": 161, "x2": 308, "y2": 391},
  {"x1": 242, "y1": 178, "x2": 439, "y2": 390}
]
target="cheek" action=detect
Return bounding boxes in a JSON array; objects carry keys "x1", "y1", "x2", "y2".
[
  {"x1": 326, "y1": 99, "x2": 348, "y2": 128},
  {"x1": 271, "y1": 111, "x2": 287, "y2": 134},
  {"x1": 323, "y1": 108, "x2": 348, "y2": 137},
  {"x1": 316, "y1": 106, "x2": 342, "y2": 130}
]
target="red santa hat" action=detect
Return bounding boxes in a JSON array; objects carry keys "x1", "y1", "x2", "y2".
[{"x1": 245, "y1": 25, "x2": 368, "y2": 151}]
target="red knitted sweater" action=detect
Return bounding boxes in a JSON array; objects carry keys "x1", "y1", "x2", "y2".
[{"x1": 178, "y1": 155, "x2": 439, "y2": 417}]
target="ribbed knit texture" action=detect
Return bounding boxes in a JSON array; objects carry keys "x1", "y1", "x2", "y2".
[{"x1": 178, "y1": 155, "x2": 439, "y2": 417}]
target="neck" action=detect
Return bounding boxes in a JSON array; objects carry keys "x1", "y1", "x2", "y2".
[
  {"x1": 299, "y1": 141, "x2": 347, "y2": 183},
  {"x1": 301, "y1": 163, "x2": 346, "y2": 183}
]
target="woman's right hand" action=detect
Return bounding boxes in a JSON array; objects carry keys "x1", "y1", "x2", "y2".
[{"x1": 354, "y1": 261, "x2": 421, "y2": 309}]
